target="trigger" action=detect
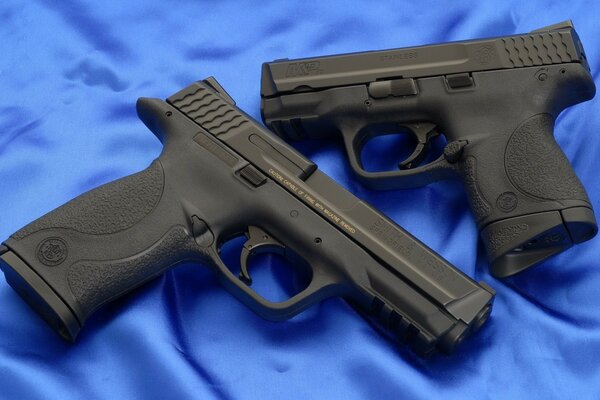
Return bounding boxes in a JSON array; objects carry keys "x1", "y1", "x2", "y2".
[
  {"x1": 239, "y1": 226, "x2": 285, "y2": 285},
  {"x1": 398, "y1": 123, "x2": 439, "y2": 170}
]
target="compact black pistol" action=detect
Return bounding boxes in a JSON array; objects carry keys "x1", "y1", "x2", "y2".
[
  {"x1": 260, "y1": 21, "x2": 597, "y2": 278},
  {"x1": 0, "y1": 78, "x2": 494, "y2": 356}
]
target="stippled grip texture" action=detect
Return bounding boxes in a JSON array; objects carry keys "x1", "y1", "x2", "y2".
[
  {"x1": 504, "y1": 113, "x2": 587, "y2": 202},
  {"x1": 460, "y1": 113, "x2": 595, "y2": 277},
  {"x1": 4, "y1": 160, "x2": 208, "y2": 329},
  {"x1": 461, "y1": 156, "x2": 492, "y2": 223},
  {"x1": 67, "y1": 226, "x2": 206, "y2": 317},
  {"x1": 13, "y1": 161, "x2": 165, "y2": 239},
  {"x1": 461, "y1": 113, "x2": 590, "y2": 230}
]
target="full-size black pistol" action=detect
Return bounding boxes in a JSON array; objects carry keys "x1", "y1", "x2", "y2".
[
  {"x1": 0, "y1": 78, "x2": 494, "y2": 356},
  {"x1": 260, "y1": 21, "x2": 597, "y2": 278}
]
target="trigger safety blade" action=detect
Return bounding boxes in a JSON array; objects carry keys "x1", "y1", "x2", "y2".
[
  {"x1": 399, "y1": 143, "x2": 427, "y2": 170},
  {"x1": 398, "y1": 123, "x2": 439, "y2": 170},
  {"x1": 239, "y1": 226, "x2": 285, "y2": 285}
]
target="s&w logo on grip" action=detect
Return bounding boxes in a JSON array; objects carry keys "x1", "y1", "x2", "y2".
[
  {"x1": 37, "y1": 238, "x2": 68, "y2": 266},
  {"x1": 285, "y1": 61, "x2": 322, "y2": 77}
]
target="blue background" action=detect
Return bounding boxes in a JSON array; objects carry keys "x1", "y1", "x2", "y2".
[{"x1": 1, "y1": 1, "x2": 599, "y2": 399}]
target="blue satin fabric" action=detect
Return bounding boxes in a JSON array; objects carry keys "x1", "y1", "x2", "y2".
[{"x1": 1, "y1": 1, "x2": 599, "y2": 399}]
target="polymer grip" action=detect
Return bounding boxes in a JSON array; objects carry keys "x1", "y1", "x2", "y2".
[
  {"x1": 464, "y1": 114, "x2": 595, "y2": 277},
  {"x1": 0, "y1": 161, "x2": 208, "y2": 340}
]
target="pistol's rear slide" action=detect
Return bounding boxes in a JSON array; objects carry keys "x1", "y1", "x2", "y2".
[
  {"x1": 0, "y1": 78, "x2": 493, "y2": 355},
  {"x1": 260, "y1": 21, "x2": 597, "y2": 277}
]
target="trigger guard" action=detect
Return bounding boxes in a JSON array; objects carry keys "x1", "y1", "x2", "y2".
[
  {"x1": 209, "y1": 236, "x2": 339, "y2": 322},
  {"x1": 341, "y1": 124, "x2": 459, "y2": 190}
]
